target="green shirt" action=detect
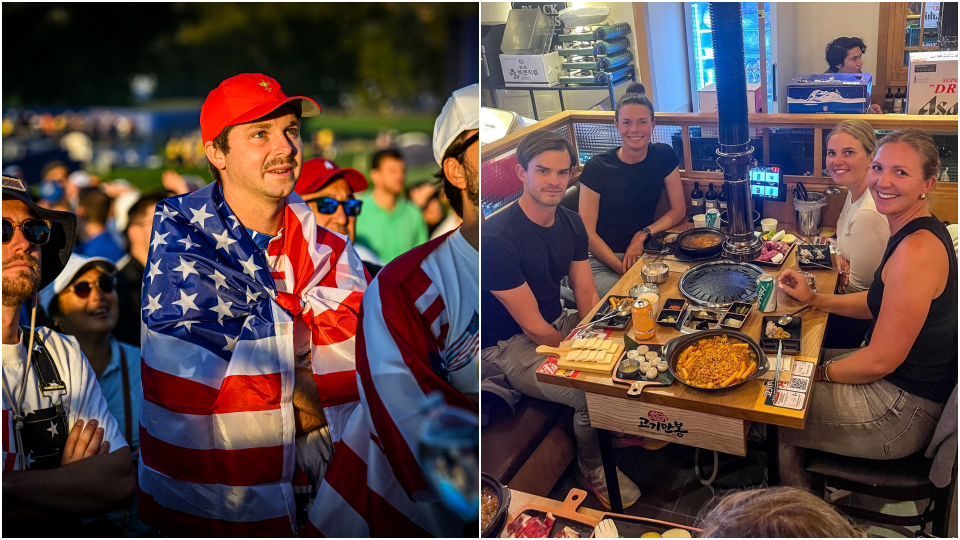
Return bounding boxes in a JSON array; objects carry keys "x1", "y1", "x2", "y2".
[{"x1": 355, "y1": 192, "x2": 428, "y2": 263}]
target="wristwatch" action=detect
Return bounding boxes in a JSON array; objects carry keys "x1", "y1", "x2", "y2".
[{"x1": 641, "y1": 227, "x2": 652, "y2": 237}]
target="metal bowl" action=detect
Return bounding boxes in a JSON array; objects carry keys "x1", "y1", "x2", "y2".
[
  {"x1": 641, "y1": 262, "x2": 670, "y2": 284},
  {"x1": 481, "y1": 473, "x2": 511, "y2": 538},
  {"x1": 663, "y1": 329, "x2": 769, "y2": 392},
  {"x1": 676, "y1": 228, "x2": 725, "y2": 258}
]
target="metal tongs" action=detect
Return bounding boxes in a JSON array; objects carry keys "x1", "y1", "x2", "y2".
[
  {"x1": 792, "y1": 182, "x2": 809, "y2": 201},
  {"x1": 572, "y1": 298, "x2": 632, "y2": 332}
]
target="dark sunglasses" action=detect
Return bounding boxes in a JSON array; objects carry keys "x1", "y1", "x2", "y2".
[
  {"x1": 62, "y1": 276, "x2": 117, "y2": 298},
  {"x1": 304, "y1": 197, "x2": 363, "y2": 217},
  {"x1": 2, "y1": 218, "x2": 52, "y2": 245}
]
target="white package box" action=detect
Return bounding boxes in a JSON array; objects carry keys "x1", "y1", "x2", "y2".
[
  {"x1": 906, "y1": 51, "x2": 958, "y2": 115},
  {"x1": 699, "y1": 83, "x2": 764, "y2": 113},
  {"x1": 500, "y1": 52, "x2": 560, "y2": 87}
]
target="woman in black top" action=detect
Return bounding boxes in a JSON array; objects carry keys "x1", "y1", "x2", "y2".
[
  {"x1": 776, "y1": 129, "x2": 957, "y2": 488},
  {"x1": 577, "y1": 83, "x2": 687, "y2": 297}
]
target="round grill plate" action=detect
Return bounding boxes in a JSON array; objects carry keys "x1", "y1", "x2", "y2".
[{"x1": 678, "y1": 261, "x2": 764, "y2": 308}]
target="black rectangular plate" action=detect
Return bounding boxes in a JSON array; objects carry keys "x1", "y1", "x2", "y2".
[
  {"x1": 796, "y1": 244, "x2": 833, "y2": 269},
  {"x1": 760, "y1": 316, "x2": 802, "y2": 353},
  {"x1": 590, "y1": 295, "x2": 633, "y2": 330}
]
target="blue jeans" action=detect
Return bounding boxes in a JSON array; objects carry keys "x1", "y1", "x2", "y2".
[{"x1": 589, "y1": 252, "x2": 625, "y2": 299}]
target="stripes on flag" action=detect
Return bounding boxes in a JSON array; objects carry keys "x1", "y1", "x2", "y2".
[{"x1": 139, "y1": 182, "x2": 367, "y2": 535}]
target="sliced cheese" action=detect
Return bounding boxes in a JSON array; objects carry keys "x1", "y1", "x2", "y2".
[{"x1": 572, "y1": 339, "x2": 587, "y2": 349}]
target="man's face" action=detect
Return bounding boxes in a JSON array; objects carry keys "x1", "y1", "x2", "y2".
[
  {"x1": 463, "y1": 130, "x2": 480, "y2": 210},
  {"x1": 301, "y1": 178, "x2": 357, "y2": 242},
  {"x1": 371, "y1": 156, "x2": 405, "y2": 196},
  {"x1": 838, "y1": 47, "x2": 864, "y2": 73},
  {"x1": 2, "y1": 200, "x2": 43, "y2": 308},
  {"x1": 127, "y1": 203, "x2": 158, "y2": 254},
  {"x1": 516, "y1": 149, "x2": 573, "y2": 208},
  {"x1": 215, "y1": 105, "x2": 303, "y2": 204}
]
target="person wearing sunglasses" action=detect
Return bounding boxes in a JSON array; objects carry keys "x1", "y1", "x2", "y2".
[
  {"x1": 38, "y1": 254, "x2": 152, "y2": 536},
  {"x1": 2, "y1": 175, "x2": 136, "y2": 536},
  {"x1": 294, "y1": 157, "x2": 382, "y2": 277}
]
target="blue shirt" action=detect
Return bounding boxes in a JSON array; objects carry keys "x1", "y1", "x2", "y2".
[{"x1": 78, "y1": 231, "x2": 125, "y2": 263}]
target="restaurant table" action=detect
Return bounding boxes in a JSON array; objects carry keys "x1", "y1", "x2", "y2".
[{"x1": 535, "y1": 227, "x2": 840, "y2": 512}]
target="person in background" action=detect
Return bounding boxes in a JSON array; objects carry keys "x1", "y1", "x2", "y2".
[
  {"x1": 308, "y1": 84, "x2": 480, "y2": 538},
  {"x1": 481, "y1": 131, "x2": 642, "y2": 510},
  {"x1": 822, "y1": 120, "x2": 888, "y2": 348},
  {"x1": 75, "y1": 186, "x2": 124, "y2": 262},
  {"x1": 294, "y1": 157, "x2": 382, "y2": 277},
  {"x1": 355, "y1": 148, "x2": 427, "y2": 263},
  {"x1": 578, "y1": 82, "x2": 687, "y2": 297},
  {"x1": 825, "y1": 36, "x2": 883, "y2": 113},
  {"x1": 2, "y1": 175, "x2": 136, "y2": 536},
  {"x1": 827, "y1": 120, "x2": 889, "y2": 294},
  {"x1": 39, "y1": 254, "x2": 151, "y2": 536},
  {"x1": 697, "y1": 487, "x2": 863, "y2": 537},
  {"x1": 777, "y1": 129, "x2": 957, "y2": 489},
  {"x1": 409, "y1": 180, "x2": 448, "y2": 236},
  {"x1": 37, "y1": 161, "x2": 70, "y2": 211},
  {"x1": 112, "y1": 191, "x2": 171, "y2": 346}
]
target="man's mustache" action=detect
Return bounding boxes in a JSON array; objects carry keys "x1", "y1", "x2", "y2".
[{"x1": 3, "y1": 254, "x2": 38, "y2": 271}]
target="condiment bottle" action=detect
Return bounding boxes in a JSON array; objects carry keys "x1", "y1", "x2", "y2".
[{"x1": 632, "y1": 298, "x2": 656, "y2": 340}]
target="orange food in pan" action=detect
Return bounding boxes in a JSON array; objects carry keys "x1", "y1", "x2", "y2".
[{"x1": 675, "y1": 335, "x2": 758, "y2": 389}]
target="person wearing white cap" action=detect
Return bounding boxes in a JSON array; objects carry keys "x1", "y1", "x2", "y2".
[
  {"x1": 38, "y1": 253, "x2": 151, "y2": 536},
  {"x1": 2, "y1": 175, "x2": 135, "y2": 536},
  {"x1": 306, "y1": 84, "x2": 479, "y2": 537}
]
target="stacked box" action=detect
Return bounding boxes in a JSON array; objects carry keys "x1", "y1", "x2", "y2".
[
  {"x1": 699, "y1": 83, "x2": 764, "y2": 113},
  {"x1": 500, "y1": 52, "x2": 561, "y2": 87},
  {"x1": 906, "y1": 51, "x2": 958, "y2": 115},
  {"x1": 786, "y1": 74, "x2": 872, "y2": 114}
]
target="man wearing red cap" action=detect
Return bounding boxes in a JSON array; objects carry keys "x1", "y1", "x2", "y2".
[
  {"x1": 307, "y1": 84, "x2": 479, "y2": 538},
  {"x1": 294, "y1": 157, "x2": 382, "y2": 277},
  {"x1": 137, "y1": 74, "x2": 368, "y2": 537}
]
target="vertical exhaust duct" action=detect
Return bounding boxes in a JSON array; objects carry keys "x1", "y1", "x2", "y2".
[{"x1": 709, "y1": 2, "x2": 762, "y2": 261}]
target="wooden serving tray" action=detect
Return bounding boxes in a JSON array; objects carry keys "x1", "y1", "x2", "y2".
[
  {"x1": 537, "y1": 339, "x2": 624, "y2": 375},
  {"x1": 505, "y1": 489, "x2": 600, "y2": 538},
  {"x1": 590, "y1": 512, "x2": 701, "y2": 538}
]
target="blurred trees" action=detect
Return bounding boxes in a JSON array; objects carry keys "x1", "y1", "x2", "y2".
[{"x1": 2, "y1": 3, "x2": 477, "y2": 109}]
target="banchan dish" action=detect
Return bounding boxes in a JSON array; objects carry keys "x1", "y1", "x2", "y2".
[
  {"x1": 664, "y1": 330, "x2": 769, "y2": 392},
  {"x1": 675, "y1": 228, "x2": 725, "y2": 258}
]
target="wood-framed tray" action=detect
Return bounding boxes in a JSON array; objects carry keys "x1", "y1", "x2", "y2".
[{"x1": 504, "y1": 489, "x2": 599, "y2": 538}]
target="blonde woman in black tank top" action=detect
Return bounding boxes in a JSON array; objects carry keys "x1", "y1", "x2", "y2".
[{"x1": 774, "y1": 129, "x2": 957, "y2": 489}]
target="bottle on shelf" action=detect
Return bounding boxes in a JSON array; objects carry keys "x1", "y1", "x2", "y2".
[
  {"x1": 690, "y1": 181, "x2": 705, "y2": 216},
  {"x1": 884, "y1": 87, "x2": 894, "y2": 113},
  {"x1": 705, "y1": 183, "x2": 718, "y2": 211},
  {"x1": 718, "y1": 183, "x2": 727, "y2": 212},
  {"x1": 894, "y1": 88, "x2": 904, "y2": 113}
]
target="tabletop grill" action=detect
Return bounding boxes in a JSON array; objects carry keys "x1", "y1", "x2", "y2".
[{"x1": 678, "y1": 261, "x2": 764, "y2": 308}]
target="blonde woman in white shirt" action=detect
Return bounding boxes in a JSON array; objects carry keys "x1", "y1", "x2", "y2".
[{"x1": 828, "y1": 120, "x2": 889, "y2": 293}]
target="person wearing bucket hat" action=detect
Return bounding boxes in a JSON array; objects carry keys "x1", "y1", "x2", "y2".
[
  {"x1": 307, "y1": 85, "x2": 479, "y2": 537},
  {"x1": 138, "y1": 74, "x2": 368, "y2": 537},
  {"x1": 294, "y1": 157, "x2": 382, "y2": 277},
  {"x1": 2, "y1": 176, "x2": 136, "y2": 534}
]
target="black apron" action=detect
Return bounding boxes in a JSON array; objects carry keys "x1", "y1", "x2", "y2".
[{"x1": 15, "y1": 328, "x2": 68, "y2": 470}]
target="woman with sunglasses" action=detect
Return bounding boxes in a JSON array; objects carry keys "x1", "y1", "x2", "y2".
[{"x1": 38, "y1": 254, "x2": 153, "y2": 537}]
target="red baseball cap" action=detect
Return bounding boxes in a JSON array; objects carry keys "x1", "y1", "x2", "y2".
[
  {"x1": 200, "y1": 73, "x2": 321, "y2": 144},
  {"x1": 295, "y1": 157, "x2": 368, "y2": 195}
]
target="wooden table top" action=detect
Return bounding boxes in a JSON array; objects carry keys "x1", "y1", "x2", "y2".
[{"x1": 536, "y1": 229, "x2": 840, "y2": 430}]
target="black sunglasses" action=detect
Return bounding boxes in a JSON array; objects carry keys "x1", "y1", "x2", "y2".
[
  {"x1": 62, "y1": 276, "x2": 117, "y2": 298},
  {"x1": 2, "y1": 218, "x2": 52, "y2": 245},
  {"x1": 304, "y1": 197, "x2": 363, "y2": 217}
]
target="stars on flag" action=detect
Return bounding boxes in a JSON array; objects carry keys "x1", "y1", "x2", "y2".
[
  {"x1": 172, "y1": 256, "x2": 199, "y2": 281},
  {"x1": 151, "y1": 231, "x2": 169, "y2": 250},
  {"x1": 245, "y1": 286, "x2": 261, "y2": 304},
  {"x1": 210, "y1": 296, "x2": 234, "y2": 324},
  {"x1": 227, "y1": 215, "x2": 240, "y2": 230},
  {"x1": 208, "y1": 269, "x2": 229, "y2": 290},
  {"x1": 189, "y1": 204, "x2": 213, "y2": 230},
  {"x1": 143, "y1": 293, "x2": 162, "y2": 316},
  {"x1": 178, "y1": 233, "x2": 200, "y2": 251},
  {"x1": 146, "y1": 260, "x2": 163, "y2": 284},
  {"x1": 47, "y1": 420, "x2": 58, "y2": 438},
  {"x1": 212, "y1": 229, "x2": 237, "y2": 253},
  {"x1": 156, "y1": 205, "x2": 179, "y2": 223},
  {"x1": 239, "y1": 254, "x2": 262, "y2": 278},
  {"x1": 175, "y1": 320, "x2": 196, "y2": 332},
  {"x1": 223, "y1": 334, "x2": 239, "y2": 352},
  {"x1": 172, "y1": 290, "x2": 200, "y2": 315}
]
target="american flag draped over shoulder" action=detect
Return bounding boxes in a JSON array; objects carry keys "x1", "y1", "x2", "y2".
[
  {"x1": 306, "y1": 233, "x2": 477, "y2": 538},
  {"x1": 137, "y1": 182, "x2": 367, "y2": 537}
]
